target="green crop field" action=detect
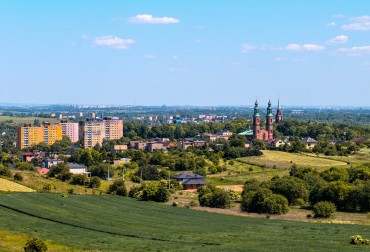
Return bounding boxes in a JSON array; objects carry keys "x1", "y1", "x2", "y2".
[{"x1": 0, "y1": 193, "x2": 368, "y2": 251}]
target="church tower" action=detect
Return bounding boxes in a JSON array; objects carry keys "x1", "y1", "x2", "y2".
[
  {"x1": 276, "y1": 99, "x2": 283, "y2": 124},
  {"x1": 253, "y1": 100, "x2": 260, "y2": 139},
  {"x1": 266, "y1": 100, "x2": 274, "y2": 141}
]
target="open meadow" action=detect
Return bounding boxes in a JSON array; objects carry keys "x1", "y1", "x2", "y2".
[
  {"x1": 207, "y1": 150, "x2": 353, "y2": 186},
  {"x1": 0, "y1": 193, "x2": 369, "y2": 251}
]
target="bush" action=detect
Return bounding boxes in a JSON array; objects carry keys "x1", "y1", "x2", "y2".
[
  {"x1": 13, "y1": 173, "x2": 23, "y2": 181},
  {"x1": 107, "y1": 179, "x2": 127, "y2": 196},
  {"x1": 15, "y1": 162, "x2": 35, "y2": 171},
  {"x1": 263, "y1": 194, "x2": 289, "y2": 215},
  {"x1": 312, "y1": 201, "x2": 336, "y2": 218},
  {"x1": 155, "y1": 184, "x2": 170, "y2": 202},
  {"x1": 198, "y1": 186, "x2": 231, "y2": 209},
  {"x1": 241, "y1": 188, "x2": 289, "y2": 215},
  {"x1": 131, "y1": 175, "x2": 141, "y2": 183},
  {"x1": 350, "y1": 235, "x2": 370, "y2": 245},
  {"x1": 0, "y1": 164, "x2": 12, "y2": 177},
  {"x1": 70, "y1": 174, "x2": 88, "y2": 185},
  {"x1": 24, "y1": 237, "x2": 48, "y2": 252},
  {"x1": 88, "y1": 176, "x2": 101, "y2": 188},
  {"x1": 42, "y1": 183, "x2": 53, "y2": 191},
  {"x1": 189, "y1": 199, "x2": 199, "y2": 207}
]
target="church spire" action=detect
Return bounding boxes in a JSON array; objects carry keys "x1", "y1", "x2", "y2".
[
  {"x1": 276, "y1": 98, "x2": 283, "y2": 124},
  {"x1": 253, "y1": 100, "x2": 260, "y2": 117}
]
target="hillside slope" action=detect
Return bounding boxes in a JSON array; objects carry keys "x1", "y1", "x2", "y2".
[
  {"x1": 0, "y1": 178, "x2": 34, "y2": 192},
  {"x1": 0, "y1": 193, "x2": 368, "y2": 251}
]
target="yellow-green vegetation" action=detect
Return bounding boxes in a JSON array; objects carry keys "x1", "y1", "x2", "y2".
[
  {"x1": 243, "y1": 150, "x2": 348, "y2": 169},
  {"x1": 207, "y1": 150, "x2": 367, "y2": 186},
  {"x1": 0, "y1": 116, "x2": 60, "y2": 125},
  {"x1": 0, "y1": 178, "x2": 34, "y2": 192},
  {"x1": 15, "y1": 171, "x2": 98, "y2": 194},
  {"x1": 303, "y1": 148, "x2": 370, "y2": 166},
  {"x1": 0, "y1": 229, "x2": 85, "y2": 252}
]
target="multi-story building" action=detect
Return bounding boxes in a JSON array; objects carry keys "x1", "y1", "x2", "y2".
[
  {"x1": 17, "y1": 122, "x2": 62, "y2": 150},
  {"x1": 79, "y1": 118, "x2": 123, "y2": 148},
  {"x1": 60, "y1": 121, "x2": 79, "y2": 142},
  {"x1": 104, "y1": 118, "x2": 124, "y2": 140}
]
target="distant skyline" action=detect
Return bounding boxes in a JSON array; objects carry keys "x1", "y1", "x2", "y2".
[{"x1": 1, "y1": 1, "x2": 370, "y2": 106}]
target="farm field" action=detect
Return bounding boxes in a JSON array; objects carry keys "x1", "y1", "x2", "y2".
[
  {"x1": 0, "y1": 193, "x2": 369, "y2": 251},
  {"x1": 0, "y1": 116, "x2": 61, "y2": 125},
  {"x1": 0, "y1": 178, "x2": 34, "y2": 192}
]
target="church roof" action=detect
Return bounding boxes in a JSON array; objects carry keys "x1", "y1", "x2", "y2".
[{"x1": 238, "y1": 129, "x2": 254, "y2": 136}]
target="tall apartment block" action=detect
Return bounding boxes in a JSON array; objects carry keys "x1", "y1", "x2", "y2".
[
  {"x1": 79, "y1": 118, "x2": 123, "y2": 148},
  {"x1": 17, "y1": 122, "x2": 62, "y2": 150},
  {"x1": 60, "y1": 121, "x2": 79, "y2": 142}
]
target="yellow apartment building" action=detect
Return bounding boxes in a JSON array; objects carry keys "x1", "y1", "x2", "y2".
[{"x1": 17, "y1": 122, "x2": 62, "y2": 150}]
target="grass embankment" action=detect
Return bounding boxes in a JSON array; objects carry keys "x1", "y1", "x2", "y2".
[
  {"x1": 12, "y1": 171, "x2": 99, "y2": 194},
  {"x1": 0, "y1": 193, "x2": 369, "y2": 251},
  {"x1": 0, "y1": 178, "x2": 34, "y2": 192}
]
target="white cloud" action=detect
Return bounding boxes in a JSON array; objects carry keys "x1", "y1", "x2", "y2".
[
  {"x1": 285, "y1": 44, "x2": 302, "y2": 51},
  {"x1": 128, "y1": 14, "x2": 180, "y2": 24},
  {"x1": 327, "y1": 22, "x2": 336, "y2": 27},
  {"x1": 241, "y1": 43, "x2": 256, "y2": 53},
  {"x1": 93, "y1": 36, "x2": 135, "y2": 49},
  {"x1": 303, "y1": 44, "x2": 325, "y2": 51},
  {"x1": 326, "y1": 35, "x2": 348, "y2": 45},
  {"x1": 342, "y1": 15, "x2": 370, "y2": 31},
  {"x1": 337, "y1": 46, "x2": 370, "y2": 56},
  {"x1": 285, "y1": 43, "x2": 325, "y2": 52}
]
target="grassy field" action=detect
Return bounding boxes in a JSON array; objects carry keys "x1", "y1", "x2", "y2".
[
  {"x1": 208, "y1": 150, "x2": 351, "y2": 185},
  {"x1": 243, "y1": 150, "x2": 348, "y2": 169},
  {"x1": 0, "y1": 193, "x2": 369, "y2": 251},
  {"x1": 0, "y1": 178, "x2": 34, "y2": 192},
  {"x1": 0, "y1": 116, "x2": 61, "y2": 125}
]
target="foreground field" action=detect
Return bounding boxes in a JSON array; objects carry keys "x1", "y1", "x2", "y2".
[
  {"x1": 0, "y1": 193, "x2": 369, "y2": 251},
  {"x1": 0, "y1": 178, "x2": 34, "y2": 192}
]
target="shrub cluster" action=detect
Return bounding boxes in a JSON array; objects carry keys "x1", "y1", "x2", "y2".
[
  {"x1": 312, "y1": 201, "x2": 336, "y2": 218},
  {"x1": 129, "y1": 180, "x2": 170, "y2": 202},
  {"x1": 198, "y1": 185, "x2": 231, "y2": 209}
]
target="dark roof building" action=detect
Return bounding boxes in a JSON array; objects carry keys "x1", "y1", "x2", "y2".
[{"x1": 172, "y1": 173, "x2": 209, "y2": 190}]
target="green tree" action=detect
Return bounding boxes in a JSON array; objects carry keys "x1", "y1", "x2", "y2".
[
  {"x1": 312, "y1": 201, "x2": 336, "y2": 218},
  {"x1": 88, "y1": 176, "x2": 101, "y2": 188},
  {"x1": 107, "y1": 179, "x2": 127, "y2": 196},
  {"x1": 24, "y1": 237, "x2": 48, "y2": 252}
]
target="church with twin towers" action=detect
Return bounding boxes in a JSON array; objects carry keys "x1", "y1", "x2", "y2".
[{"x1": 239, "y1": 100, "x2": 283, "y2": 141}]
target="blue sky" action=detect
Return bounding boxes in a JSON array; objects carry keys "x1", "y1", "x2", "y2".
[{"x1": 0, "y1": 1, "x2": 370, "y2": 106}]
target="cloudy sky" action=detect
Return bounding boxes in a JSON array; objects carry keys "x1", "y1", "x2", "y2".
[{"x1": 0, "y1": 1, "x2": 370, "y2": 106}]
